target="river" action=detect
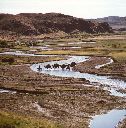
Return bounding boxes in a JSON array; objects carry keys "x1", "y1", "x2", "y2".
[
  {"x1": 1, "y1": 51, "x2": 126, "y2": 128},
  {"x1": 30, "y1": 55, "x2": 126, "y2": 97}
]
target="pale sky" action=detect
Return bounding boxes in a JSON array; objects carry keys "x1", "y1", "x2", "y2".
[{"x1": 0, "y1": 0, "x2": 126, "y2": 19}]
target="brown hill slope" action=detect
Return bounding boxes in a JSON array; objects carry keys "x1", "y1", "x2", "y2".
[{"x1": 0, "y1": 13, "x2": 113, "y2": 36}]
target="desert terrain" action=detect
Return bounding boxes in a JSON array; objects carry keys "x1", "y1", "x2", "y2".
[{"x1": 0, "y1": 13, "x2": 126, "y2": 128}]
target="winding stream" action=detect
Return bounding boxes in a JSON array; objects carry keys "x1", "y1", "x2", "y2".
[
  {"x1": 30, "y1": 56, "x2": 126, "y2": 97},
  {"x1": 0, "y1": 51, "x2": 56, "y2": 56},
  {"x1": 90, "y1": 109, "x2": 126, "y2": 128},
  {"x1": 1, "y1": 52, "x2": 126, "y2": 128},
  {"x1": 0, "y1": 89, "x2": 16, "y2": 94}
]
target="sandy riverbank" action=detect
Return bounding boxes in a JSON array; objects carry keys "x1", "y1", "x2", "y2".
[{"x1": 74, "y1": 56, "x2": 126, "y2": 80}]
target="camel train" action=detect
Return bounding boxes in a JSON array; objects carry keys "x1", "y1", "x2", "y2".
[{"x1": 37, "y1": 62, "x2": 76, "y2": 71}]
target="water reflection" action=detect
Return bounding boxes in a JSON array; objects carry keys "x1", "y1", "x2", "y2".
[{"x1": 90, "y1": 109, "x2": 126, "y2": 128}]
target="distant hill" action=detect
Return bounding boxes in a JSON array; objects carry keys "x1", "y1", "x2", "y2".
[
  {"x1": 90, "y1": 16, "x2": 126, "y2": 30},
  {"x1": 0, "y1": 13, "x2": 113, "y2": 36}
]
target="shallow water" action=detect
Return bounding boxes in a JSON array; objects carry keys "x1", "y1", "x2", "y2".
[
  {"x1": 0, "y1": 89, "x2": 16, "y2": 94},
  {"x1": 30, "y1": 56, "x2": 126, "y2": 97},
  {"x1": 90, "y1": 109, "x2": 126, "y2": 128},
  {"x1": 71, "y1": 46, "x2": 81, "y2": 49},
  {"x1": 0, "y1": 51, "x2": 55, "y2": 56},
  {"x1": 30, "y1": 46, "x2": 53, "y2": 51}
]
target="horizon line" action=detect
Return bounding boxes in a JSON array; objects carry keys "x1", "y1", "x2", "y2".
[{"x1": 0, "y1": 12, "x2": 126, "y2": 19}]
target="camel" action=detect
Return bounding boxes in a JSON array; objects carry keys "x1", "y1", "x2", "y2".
[
  {"x1": 60, "y1": 64, "x2": 67, "y2": 70},
  {"x1": 70, "y1": 62, "x2": 76, "y2": 67},
  {"x1": 43, "y1": 62, "x2": 75, "y2": 71},
  {"x1": 52, "y1": 63, "x2": 60, "y2": 69},
  {"x1": 66, "y1": 64, "x2": 70, "y2": 70},
  {"x1": 44, "y1": 64, "x2": 52, "y2": 69}
]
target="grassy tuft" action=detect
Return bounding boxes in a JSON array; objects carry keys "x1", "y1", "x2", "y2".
[
  {"x1": 109, "y1": 52, "x2": 126, "y2": 62},
  {"x1": 0, "y1": 111, "x2": 63, "y2": 128}
]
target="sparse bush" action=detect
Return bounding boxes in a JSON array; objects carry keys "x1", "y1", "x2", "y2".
[
  {"x1": 0, "y1": 40, "x2": 8, "y2": 48},
  {"x1": 1, "y1": 56, "x2": 15, "y2": 64}
]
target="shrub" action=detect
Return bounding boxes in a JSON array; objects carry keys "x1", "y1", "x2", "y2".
[
  {"x1": 0, "y1": 40, "x2": 8, "y2": 48},
  {"x1": 1, "y1": 56, "x2": 15, "y2": 64}
]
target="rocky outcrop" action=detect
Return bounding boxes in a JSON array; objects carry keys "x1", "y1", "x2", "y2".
[
  {"x1": 0, "y1": 13, "x2": 113, "y2": 35},
  {"x1": 91, "y1": 16, "x2": 126, "y2": 30}
]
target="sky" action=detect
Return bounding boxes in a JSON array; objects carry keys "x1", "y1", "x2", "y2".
[{"x1": 0, "y1": 0, "x2": 126, "y2": 19}]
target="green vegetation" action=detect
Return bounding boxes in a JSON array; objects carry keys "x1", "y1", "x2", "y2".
[
  {"x1": 0, "y1": 40, "x2": 8, "y2": 48},
  {"x1": 96, "y1": 39, "x2": 126, "y2": 62},
  {"x1": 97, "y1": 39, "x2": 126, "y2": 50},
  {"x1": 0, "y1": 40, "x2": 14, "y2": 48},
  {"x1": 0, "y1": 111, "x2": 63, "y2": 128},
  {"x1": 37, "y1": 38, "x2": 126, "y2": 62}
]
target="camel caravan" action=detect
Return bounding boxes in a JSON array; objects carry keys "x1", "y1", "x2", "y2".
[{"x1": 37, "y1": 62, "x2": 76, "y2": 71}]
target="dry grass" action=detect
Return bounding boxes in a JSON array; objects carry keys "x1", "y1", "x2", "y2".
[
  {"x1": 37, "y1": 50, "x2": 106, "y2": 56},
  {"x1": 0, "y1": 55, "x2": 64, "y2": 65},
  {"x1": 0, "y1": 111, "x2": 63, "y2": 128},
  {"x1": 109, "y1": 52, "x2": 126, "y2": 62}
]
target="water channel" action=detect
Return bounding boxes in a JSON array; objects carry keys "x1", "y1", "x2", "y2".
[
  {"x1": 1, "y1": 51, "x2": 126, "y2": 128},
  {"x1": 30, "y1": 55, "x2": 126, "y2": 97}
]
